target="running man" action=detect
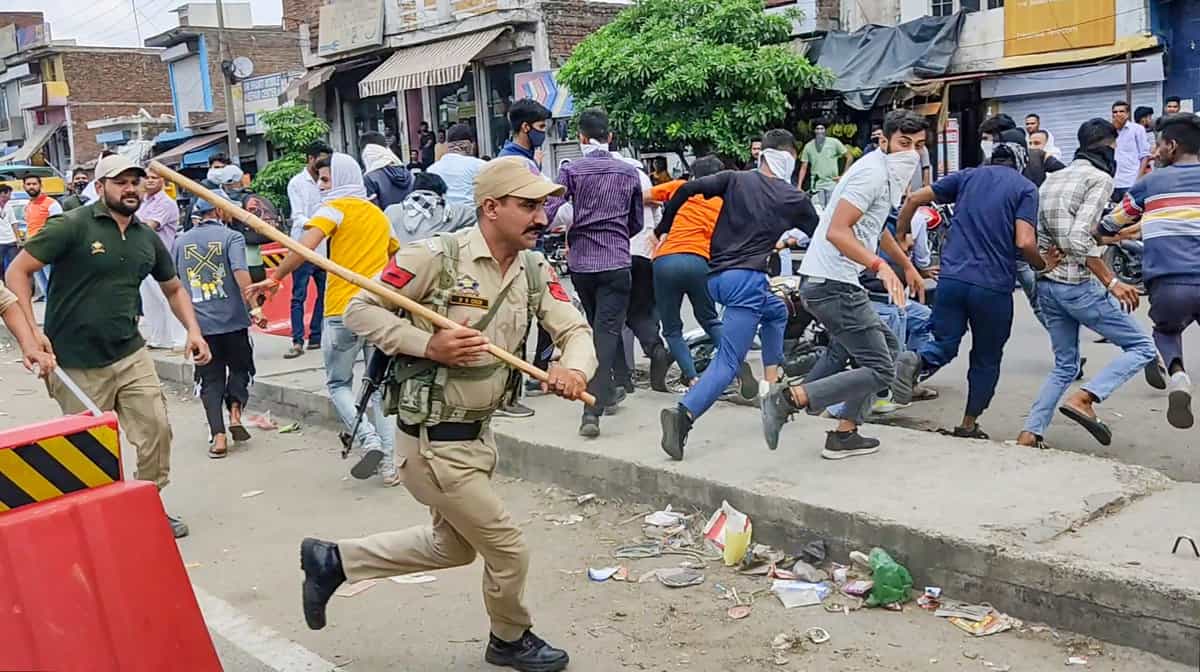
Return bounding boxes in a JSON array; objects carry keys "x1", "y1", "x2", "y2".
[{"x1": 657, "y1": 129, "x2": 819, "y2": 460}]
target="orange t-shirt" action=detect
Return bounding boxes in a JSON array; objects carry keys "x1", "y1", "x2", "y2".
[{"x1": 651, "y1": 180, "x2": 721, "y2": 260}]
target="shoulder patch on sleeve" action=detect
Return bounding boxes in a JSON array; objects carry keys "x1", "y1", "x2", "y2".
[{"x1": 381, "y1": 258, "x2": 415, "y2": 289}]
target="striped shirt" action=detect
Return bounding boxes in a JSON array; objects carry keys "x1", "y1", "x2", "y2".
[
  {"x1": 548, "y1": 151, "x2": 643, "y2": 274},
  {"x1": 1106, "y1": 162, "x2": 1200, "y2": 284},
  {"x1": 1037, "y1": 159, "x2": 1112, "y2": 285}
]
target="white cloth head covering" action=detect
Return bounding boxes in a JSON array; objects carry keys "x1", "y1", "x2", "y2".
[
  {"x1": 361, "y1": 143, "x2": 403, "y2": 173},
  {"x1": 323, "y1": 152, "x2": 368, "y2": 202}
]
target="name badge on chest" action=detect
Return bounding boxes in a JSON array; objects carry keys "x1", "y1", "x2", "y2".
[{"x1": 449, "y1": 277, "x2": 489, "y2": 309}]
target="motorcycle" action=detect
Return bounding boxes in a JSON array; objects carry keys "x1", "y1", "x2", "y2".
[{"x1": 1102, "y1": 239, "x2": 1144, "y2": 292}]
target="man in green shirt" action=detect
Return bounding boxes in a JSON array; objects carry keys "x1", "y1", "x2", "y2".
[
  {"x1": 797, "y1": 122, "x2": 852, "y2": 196},
  {"x1": 4, "y1": 155, "x2": 211, "y2": 539}
]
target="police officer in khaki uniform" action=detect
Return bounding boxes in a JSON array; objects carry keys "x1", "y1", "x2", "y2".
[{"x1": 299, "y1": 157, "x2": 597, "y2": 672}]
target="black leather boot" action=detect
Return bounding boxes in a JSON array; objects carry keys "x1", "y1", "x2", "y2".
[
  {"x1": 300, "y1": 538, "x2": 346, "y2": 630},
  {"x1": 485, "y1": 630, "x2": 570, "y2": 672}
]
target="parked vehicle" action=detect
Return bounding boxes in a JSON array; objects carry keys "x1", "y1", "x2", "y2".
[
  {"x1": 0, "y1": 165, "x2": 67, "y2": 198},
  {"x1": 1102, "y1": 239, "x2": 1144, "y2": 292}
]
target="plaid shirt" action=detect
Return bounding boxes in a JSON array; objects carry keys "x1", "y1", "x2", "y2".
[{"x1": 1037, "y1": 159, "x2": 1112, "y2": 284}]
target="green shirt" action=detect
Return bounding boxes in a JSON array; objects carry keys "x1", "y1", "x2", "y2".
[
  {"x1": 25, "y1": 200, "x2": 176, "y2": 369},
  {"x1": 801, "y1": 137, "x2": 847, "y2": 192}
]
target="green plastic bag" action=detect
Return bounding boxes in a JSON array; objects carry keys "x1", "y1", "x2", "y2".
[{"x1": 865, "y1": 547, "x2": 912, "y2": 607}]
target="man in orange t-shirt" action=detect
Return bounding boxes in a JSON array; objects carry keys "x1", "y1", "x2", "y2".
[
  {"x1": 649, "y1": 155, "x2": 726, "y2": 385},
  {"x1": 21, "y1": 175, "x2": 63, "y2": 300}
]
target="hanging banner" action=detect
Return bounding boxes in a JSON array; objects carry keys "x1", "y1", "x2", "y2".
[{"x1": 1005, "y1": 0, "x2": 1115, "y2": 57}]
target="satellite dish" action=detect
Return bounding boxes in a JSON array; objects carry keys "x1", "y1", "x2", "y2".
[{"x1": 231, "y1": 56, "x2": 254, "y2": 80}]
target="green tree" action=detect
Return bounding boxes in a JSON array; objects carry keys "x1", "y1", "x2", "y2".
[
  {"x1": 251, "y1": 106, "x2": 330, "y2": 213},
  {"x1": 558, "y1": 0, "x2": 831, "y2": 162}
]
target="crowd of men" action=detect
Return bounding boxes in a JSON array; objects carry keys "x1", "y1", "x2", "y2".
[{"x1": 0, "y1": 93, "x2": 1197, "y2": 672}]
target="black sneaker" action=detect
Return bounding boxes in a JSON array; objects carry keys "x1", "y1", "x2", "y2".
[
  {"x1": 579, "y1": 414, "x2": 600, "y2": 438},
  {"x1": 821, "y1": 430, "x2": 881, "y2": 460},
  {"x1": 495, "y1": 401, "x2": 536, "y2": 418},
  {"x1": 300, "y1": 538, "x2": 346, "y2": 630},
  {"x1": 761, "y1": 383, "x2": 796, "y2": 451},
  {"x1": 660, "y1": 406, "x2": 692, "y2": 461},
  {"x1": 649, "y1": 344, "x2": 672, "y2": 393},
  {"x1": 1145, "y1": 359, "x2": 1168, "y2": 390},
  {"x1": 485, "y1": 630, "x2": 570, "y2": 672},
  {"x1": 892, "y1": 351, "x2": 921, "y2": 405},
  {"x1": 736, "y1": 361, "x2": 759, "y2": 401}
]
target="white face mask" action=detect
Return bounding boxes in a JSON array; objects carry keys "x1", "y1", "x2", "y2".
[
  {"x1": 884, "y1": 149, "x2": 920, "y2": 206},
  {"x1": 980, "y1": 140, "x2": 995, "y2": 160},
  {"x1": 580, "y1": 139, "x2": 609, "y2": 156},
  {"x1": 760, "y1": 148, "x2": 796, "y2": 183}
]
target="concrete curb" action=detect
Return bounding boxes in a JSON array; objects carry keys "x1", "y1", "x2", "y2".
[{"x1": 151, "y1": 356, "x2": 1199, "y2": 664}]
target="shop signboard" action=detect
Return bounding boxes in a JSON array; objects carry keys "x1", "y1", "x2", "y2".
[
  {"x1": 1004, "y1": 0, "x2": 1115, "y2": 57},
  {"x1": 318, "y1": 0, "x2": 385, "y2": 57}
]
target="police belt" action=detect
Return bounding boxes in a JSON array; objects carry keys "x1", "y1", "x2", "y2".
[{"x1": 400, "y1": 420, "x2": 483, "y2": 442}]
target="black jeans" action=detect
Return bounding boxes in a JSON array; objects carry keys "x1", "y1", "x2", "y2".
[
  {"x1": 614, "y1": 256, "x2": 665, "y2": 384},
  {"x1": 194, "y1": 329, "x2": 256, "y2": 436},
  {"x1": 572, "y1": 268, "x2": 632, "y2": 416}
]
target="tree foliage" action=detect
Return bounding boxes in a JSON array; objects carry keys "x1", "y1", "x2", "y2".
[
  {"x1": 557, "y1": 0, "x2": 832, "y2": 160},
  {"x1": 251, "y1": 106, "x2": 330, "y2": 212}
]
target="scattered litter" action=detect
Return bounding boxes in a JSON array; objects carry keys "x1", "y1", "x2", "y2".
[
  {"x1": 703, "y1": 501, "x2": 752, "y2": 566},
  {"x1": 247, "y1": 412, "x2": 278, "y2": 430},
  {"x1": 637, "y1": 569, "x2": 659, "y2": 584},
  {"x1": 655, "y1": 567, "x2": 705, "y2": 588},
  {"x1": 544, "y1": 514, "x2": 584, "y2": 526},
  {"x1": 557, "y1": 569, "x2": 583, "y2": 576},
  {"x1": 1065, "y1": 636, "x2": 1105, "y2": 658},
  {"x1": 982, "y1": 661, "x2": 1011, "y2": 671},
  {"x1": 617, "y1": 510, "x2": 652, "y2": 526},
  {"x1": 863, "y1": 548, "x2": 912, "y2": 607},
  {"x1": 770, "y1": 632, "x2": 804, "y2": 666},
  {"x1": 841, "y1": 580, "x2": 873, "y2": 597},
  {"x1": 805, "y1": 627, "x2": 830, "y2": 644},
  {"x1": 917, "y1": 586, "x2": 943, "y2": 610},
  {"x1": 588, "y1": 567, "x2": 620, "y2": 582},
  {"x1": 1066, "y1": 656, "x2": 1088, "y2": 666},
  {"x1": 184, "y1": 562, "x2": 203, "y2": 569},
  {"x1": 278, "y1": 422, "x2": 302, "y2": 434},
  {"x1": 948, "y1": 609, "x2": 1017, "y2": 637},
  {"x1": 924, "y1": 586, "x2": 942, "y2": 598},
  {"x1": 389, "y1": 574, "x2": 437, "y2": 584},
  {"x1": 643, "y1": 506, "x2": 687, "y2": 527},
  {"x1": 447, "y1": 638, "x2": 482, "y2": 644},
  {"x1": 614, "y1": 542, "x2": 662, "y2": 559},
  {"x1": 335, "y1": 580, "x2": 377, "y2": 598},
  {"x1": 831, "y1": 563, "x2": 849, "y2": 584},
  {"x1": 849, "y1": 550, "x2": 871, "y2": 569},
  {"x1": 770, "y1": 579, "x2": 831, "y2": 608},
  {"x1": 962, "y1": 651, "x2": 980, "y2": 660},
  {"x1": 935, "y1": 599, "x2": 993, "y2": 621},
  {"x1": 727, "y1": 604, "x2": 751, "y2": 620},
  {"x1": 576, "y1": 493, "x2": 597, "y2": 505},
  {"x1": 771, "y1": 559, "x2": 827, "y2": 583},
  {"x1": 612, "y1": 566, "x2": 630, "y2": 582},
  {"x1": 797, "y1": 539, "x2": 828, "y2": 564},
  {"x1": 240, "y1": 490, "x2": 265, "y2": 499}
]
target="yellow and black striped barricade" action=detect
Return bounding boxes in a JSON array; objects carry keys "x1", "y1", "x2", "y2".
[{"x1": 0, "y1": 411, "x2": 121, "y2": 513}]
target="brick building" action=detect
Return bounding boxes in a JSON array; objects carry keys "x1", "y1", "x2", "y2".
[
  {"x1": 145, "y1": 3, "x2": 304, "y2": 173},
  {"x1": 277, "y1": 0, "x2": 637, "y2": 172}
]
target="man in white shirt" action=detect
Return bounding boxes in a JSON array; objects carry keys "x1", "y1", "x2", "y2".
[
  {"x1": 0, "y1": 185, "x2": 19, "y2": 276},
  {"x1": 1111, "y1": 100, "x2": 1152, "y2": 203},
  {"x1": 761, "y1": 110, "x2": 928, "y2": 459},
  {"x1": 1024, "y1": 113, "x2": 1061, "y2": 158},
  {"x1": 283, "y1": 140, "x2": 332, "y2": 358},
  {"x1": 428, "y1": 123, "x2": 486, "y2": 206},
  {"x1": 617, "y1": 156, "x2": 671, "y2": 392}
]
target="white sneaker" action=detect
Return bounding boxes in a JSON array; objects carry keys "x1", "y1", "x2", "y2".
[
  {"x1": 1167, "y1": 372, "x2": 1194, "y2": 429},
  {"x1": 870, "y1": 397, "x2": 910, "y2": 416}
]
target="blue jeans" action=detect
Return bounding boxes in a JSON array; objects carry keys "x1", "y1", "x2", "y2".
[
  {"x1": 653, "y1": 253, "x2": 722, "y2": 381},
  {"x1": 918, "y1": 277, "x2": 1013, "y2": 417},
  {"x1": 682, "y1": 270, "x2": 786, "y2": 419},
  {"x1": 34, "y1": 265, "x2": 51, "y2": 298},
  {"x1": 1023, "y1": 280, "x2": 1157, "y2": 436},
  {"x1": 1016, "y1": 260, "x2": 1047, "y2": 327},
  {"x1": 0, "y1": 243, "x2": 18, "y2": 277},
  {"x1": 291, "y1": 262, "x2": 326, "y2": 346},
  {"x1": 322, "y1": 316, "x2": 394, "y2": 472}
]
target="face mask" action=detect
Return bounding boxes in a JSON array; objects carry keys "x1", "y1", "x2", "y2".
[
  {"x1": 528, "y1": 128, "x2": 546, "y2": 149},
  {"x1": 884, "y1": 149, "x2": 921, "y2": 206},
  {"x1": 760, "y1": 148, "x2": 796, "y2": 183},
  {"x1": 580, "y1": 139, "x2": 609, "y2": 156},
  {"x1": 980, "y1": 140, "x2": 995, "y2": 160}
]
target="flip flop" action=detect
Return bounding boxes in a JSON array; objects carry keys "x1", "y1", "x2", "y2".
[
  {"x1": 208, "y1": 445, "x2": 228, "y2": 459},
  {"x1": 911, "y1": 387, "x2": 939, "y2": 402},
  {"x1": 1058, "y1": 405, "x2": 1113, "y2": 446},
  {"x1": 228, "y1": 423, "x2": 251, "y2": 443},
  {"x1": 937, "y1": 425, "x2": 989, "y2": 440}
]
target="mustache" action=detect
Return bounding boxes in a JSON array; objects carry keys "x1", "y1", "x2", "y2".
[{"x1": 523, "y1": 223, "x2": 546, "y2": 234}]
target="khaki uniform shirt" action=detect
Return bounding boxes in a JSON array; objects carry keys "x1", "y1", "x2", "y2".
[
  {"x1": 0, "y1": 285, "x2": 16, "y2": 315},
  {"x1": 344, "y1": 227, "x2": 597, "y2": 416}
]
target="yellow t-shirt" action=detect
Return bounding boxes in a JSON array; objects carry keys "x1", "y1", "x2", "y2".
[{"x1": 307, "y1": 197, "x2": 400, "y2": 317}]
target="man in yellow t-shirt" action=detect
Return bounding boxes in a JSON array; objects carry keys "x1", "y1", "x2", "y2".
[{"x1": 246, "y1": 153, "x2": 401, "y2": 484}]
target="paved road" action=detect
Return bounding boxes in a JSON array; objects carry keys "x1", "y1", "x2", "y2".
[{"x1": 0, "y1": 358, "x2": 1188, "y2": 671}]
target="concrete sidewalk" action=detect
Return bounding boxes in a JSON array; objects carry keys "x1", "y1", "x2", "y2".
[{"x1": 147, "y1": 331, "x2": 1199, "y2": 664}]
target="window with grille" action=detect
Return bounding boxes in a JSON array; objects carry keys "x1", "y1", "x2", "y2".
[
  {"x1": 987, "y1": 0, "x2": 1004, "y2": 8},
  {"x1": 931, "y1": 0, "x2": 954, "y2": 16}
]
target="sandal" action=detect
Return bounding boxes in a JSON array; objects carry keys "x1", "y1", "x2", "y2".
[
  {"x1": 911, "y1": 387, "x2": 939, "y2": 402},
  {"x1": 937, "y1": 425, "x2": 989, "y2": 440},
  {"x1": 1058, "y1": 405, "x2": 1112, "y2": 446},
  {"x1": 1003, "y1": 438, "x2": 1050, "y2": 450},
  {"x1": 228, "y1": 423, "x2": 251, "y2": 443},
  {"x1": 208, "y1": 445, "x2": 228, "y2": 459}
]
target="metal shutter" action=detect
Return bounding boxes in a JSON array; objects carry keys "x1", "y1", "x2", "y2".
[
  {"x1": 547, "y1": 142, "x2": 582, "y2": 180},
  {"x1": 998, "y1": 82, "x2": 1162, "y2": 159}
]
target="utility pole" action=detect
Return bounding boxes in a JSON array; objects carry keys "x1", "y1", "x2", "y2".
[
  {"x1": 130, "y1": 0, "x2": 142, "y2": 45},
  {"x1": 216, "y1": 0, "x2": 240, "y2": 166}
]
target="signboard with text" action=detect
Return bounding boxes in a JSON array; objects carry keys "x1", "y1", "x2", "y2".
[
  {"x1": 1004, "y1": 0, "x2": 1115, "y2": 57},
  {"x1": 233, "y1": 71, "x2": 303, "y2": 134},
  {"x1": 937, "y1": 116, "x2": 959, "y2": 177},
  {"x1": 514, "y1": 70, "x2": 574, "y2": 119},
  {"x1": 317, "y1": 0, "x2": 385, "y2": 57}
]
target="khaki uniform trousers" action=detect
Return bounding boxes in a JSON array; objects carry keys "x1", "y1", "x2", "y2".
[
  {"x1": 338, "y1": 425, "x2": 532, "y2": 642},
  {"x1": 46, "y1": 347, "x2": 173, "y2": 490}
]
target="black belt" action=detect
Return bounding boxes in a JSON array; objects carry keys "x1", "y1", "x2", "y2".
[{"x1": 399, "y1": 421, "x2": 483, "y2": 442}]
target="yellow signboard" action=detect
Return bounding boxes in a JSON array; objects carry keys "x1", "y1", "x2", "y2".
[{"x1": 1005, "y1": 0, "x2": 1116, "y2": 57}]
